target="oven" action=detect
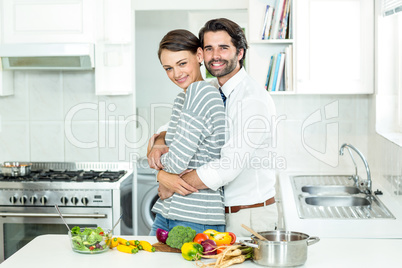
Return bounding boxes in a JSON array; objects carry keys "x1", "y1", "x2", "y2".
[{"x1": 0, "y1": 162, "x2": 135, "y2": 263}]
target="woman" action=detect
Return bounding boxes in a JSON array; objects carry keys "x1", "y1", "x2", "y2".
[{"x1": 149, "y1": 30, "x2": 226, "y2": 235}]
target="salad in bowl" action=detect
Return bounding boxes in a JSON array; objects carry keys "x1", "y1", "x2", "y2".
[{"x1": 69, "y1": 226, "x2": 111, "y2": 254}]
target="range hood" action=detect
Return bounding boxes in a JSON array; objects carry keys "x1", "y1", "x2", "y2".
[{"x1": 0, "y1": 43, "x2": 94, "y2": 70}]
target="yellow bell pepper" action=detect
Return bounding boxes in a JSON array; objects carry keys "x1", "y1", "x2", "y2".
[
  {"x1": 203, "y1": 229, "x2": 233, "y2": 246},
  {"x1": 181, "y1": 242, "x2": 203, "y2": 261}
]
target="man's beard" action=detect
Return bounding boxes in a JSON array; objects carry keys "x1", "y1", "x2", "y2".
[{"x1": 205, "y1": 54, "x2": 238, "y2": 78}]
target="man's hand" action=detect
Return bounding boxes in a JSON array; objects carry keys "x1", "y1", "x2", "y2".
[
  {"x1": 157, "y1": 170, "x2": 198, "y2": 196},
  {"x1": 181, "y1": 170, "x2": 209, "y2": 190},
  {"x1": 147, "y1": 132, "x2": 168, "y2": 170},
  {"x1": 158, "y1": 183, "x2": 174, "y2": 200}
]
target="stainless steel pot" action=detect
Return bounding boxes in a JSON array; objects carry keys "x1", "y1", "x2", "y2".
[
  {"x1": 241, "y1": 230, "x2": 319, "y2": 267},
  {"x1": 0, "y1": 162, "x2": 32, "y2": 177}
]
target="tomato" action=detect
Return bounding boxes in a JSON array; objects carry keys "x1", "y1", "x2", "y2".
[
  {"x1": 89, "y1": 246, "x2": 95, "y2": 250},
  {"x1": 193, "y1": 233, "x2": 209, "y2": 244},
  {"x1": 216, "y1": 244, "x2": 230, "y2": 254},
  {"x1": 228, "y1": 232, "x2": 236, "y2": 245}
]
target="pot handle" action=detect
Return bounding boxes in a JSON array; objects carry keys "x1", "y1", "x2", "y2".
[
  {"x1": 239, "y1": 240, "x2": 259, "y2": 248},
  {"x1": 307, "y1": 236, "x2": 320, "y2": 246}
]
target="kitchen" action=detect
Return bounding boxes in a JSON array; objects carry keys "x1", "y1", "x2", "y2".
[{"x1": 0, "y1": 0, "x2": 402, "y2": 267}]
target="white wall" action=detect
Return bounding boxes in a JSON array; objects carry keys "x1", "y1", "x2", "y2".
[{"x1": 0, "y1": 71, "x2": 137, "y2": 162}]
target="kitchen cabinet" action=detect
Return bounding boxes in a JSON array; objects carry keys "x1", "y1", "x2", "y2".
[
  {"x1": 248, "y1": 0, "x2": 374, "y2": 94},
  {"x1": 1, "y1": 0, "x2": 96, "y2": 43},
  {"x1": 0, "y1": 0, "x2": 134, "y2": 96},
  {"x1": 295, "y1": 0, "x2": 374, "y2": 94}
]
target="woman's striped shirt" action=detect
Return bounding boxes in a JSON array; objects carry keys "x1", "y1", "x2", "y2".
[{"x1": 151, "y1": 81, "x2": 226, "y2": 225}]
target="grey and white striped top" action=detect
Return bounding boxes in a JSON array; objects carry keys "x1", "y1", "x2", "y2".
[{"x1": 151, "y1": 81, "x2": 226, "y2": 225}]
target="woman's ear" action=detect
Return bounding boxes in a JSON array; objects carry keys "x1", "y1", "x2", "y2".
[{"x1": 197, "y1": 47, "x2": 204, "y2": 63}]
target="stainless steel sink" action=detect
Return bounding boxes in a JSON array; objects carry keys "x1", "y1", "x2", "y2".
[
  {"x1": 291, "y1": 175, "x2": 395, "y2": 219},
  {"x1": 302, "y1": 185, "x2": 362, "y2": 195},
  {"x1": 304, "y1": 196, "x2": 370, "y2": 206}
]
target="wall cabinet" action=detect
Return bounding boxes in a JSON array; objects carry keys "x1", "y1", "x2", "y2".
[
  {"x1": 1, "y1": 0, "x2": 95, "y2": 43},
  {"x1": 295, "y1": 0, "x2": 374, "y2": 94},
  {"x1": 0, "y1": 0, "x2": 134, "y2": 96},
  {"x1": 248, "y1": 0, "x2": 374, "y2": 94}
]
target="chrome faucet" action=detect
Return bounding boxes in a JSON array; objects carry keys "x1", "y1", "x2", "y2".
[{"x1": 339, "y1": 143, "x2": 372, "y2": 194}]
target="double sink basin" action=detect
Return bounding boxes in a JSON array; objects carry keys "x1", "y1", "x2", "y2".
[{"x1": 291, "y1": 175, "x2": 395, "y2": 219}]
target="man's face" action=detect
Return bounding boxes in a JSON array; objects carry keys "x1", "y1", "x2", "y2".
[{"x1": 203, "y1": 30, "x2": 243, "y2": 83}]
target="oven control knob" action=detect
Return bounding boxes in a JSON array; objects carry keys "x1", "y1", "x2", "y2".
[
  {"x1": 81, "y1": 197, "x2": 89, "y2": 206},
  {"x1": 30, "y1": 196, "x2": 37, "y2": 205},
  {"x1": 40, "y1": 196, "x2": 48, "y2": 205},
  {"x1": 20, "y1": 196, "x2": 28, "y2": 205},
  {"x1": 9, "y1": 196, "x2": 17, "y2": 204},
  {"x1": 60, "y1": 197, "x2": 68, "y2": 205},
  {"x1": 71, "y1": 197, "x2": 79, "y2": 205}
]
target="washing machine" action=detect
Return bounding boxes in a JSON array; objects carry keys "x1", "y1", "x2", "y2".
[{"x1": 136, "y1": 158, "x2": 159, "y2": 235}]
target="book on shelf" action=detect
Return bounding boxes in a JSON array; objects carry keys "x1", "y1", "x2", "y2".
[
  {"x1": 284, "y1": 45, "x2": 293, "y2": 91},
  {"x1": 270, "y1": 53, "x2": 282, "y2": 92},
  {"x1": 277, "y1": 0, "x2": 288, "y2": 39},
  {"x1": 265, "y1": 47, "x2": 293, "y2": 92},
  {"x1": 261, "y1": 5, "x2": 270, "y2": 40},
  {"x1": 270, "y1": 0, "x2": 285, "y2": 40},
  {"x1": 265, "y1": 55, "x2": 274, "y2": 90},
  {"x1": 263, "y1": 6, "x2": 274, "y2": 40},
  {"x1": 275, "y1": 52, "x2": 286, "y2": 91},
  {"x1": 267, "y1": 53, "x2": 278, "y2": 91},
  {"x1": 287, "y1": 0, "x2": 293, "y2": 39},
  {"x1": 279, "y1": 0, "x2": 291, "y2": 39}
]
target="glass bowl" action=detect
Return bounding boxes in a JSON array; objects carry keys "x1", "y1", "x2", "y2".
[{"x1": 68, "y1": 227, "x2": 111, "y2": 254}]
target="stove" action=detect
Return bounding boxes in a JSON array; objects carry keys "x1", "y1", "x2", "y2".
[
  {"x1": 0, "y1": 169, "x2": 126, "y2": 183},
  {"x1": 0, "y1": 162, "x2": 135, "y2": 263}
]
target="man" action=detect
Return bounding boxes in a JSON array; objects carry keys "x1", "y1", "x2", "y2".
[{"x1": 148, "y1": 18, "x2": 277, "y2": 236}]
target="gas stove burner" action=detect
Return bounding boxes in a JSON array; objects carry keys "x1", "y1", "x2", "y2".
[
  {"x1": 0, "y1": 169, "x2": 126, "y2": 182},
  {"x1": 77, "y1": 170, "x2": 126, "y2": 182}
]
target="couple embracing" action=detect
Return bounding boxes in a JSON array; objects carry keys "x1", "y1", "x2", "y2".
[{"x1": 147, "y1": 18, "x2": 277, "y2": 237}]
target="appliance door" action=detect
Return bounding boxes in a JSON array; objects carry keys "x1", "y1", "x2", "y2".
[
  {"x1": 0, "y1": 207, "x2": 112, "y2": 262},
  {"x1": 138, "y1": 180, "x2": 159, "y2": 235}
]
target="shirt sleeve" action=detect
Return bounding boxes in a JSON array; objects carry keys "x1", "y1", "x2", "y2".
[
  {"x1": 160, "y1": 82, "x2": 222, "y2": 174},
  {"x1": 197, "y1": 94, "x2": 276, "y2": 191},
  {"x1": 156, "y1": 123, "x2": 169, "y2": 134}
]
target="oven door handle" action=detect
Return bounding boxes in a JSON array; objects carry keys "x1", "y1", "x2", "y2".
[{"x1": 0, "y1": 212, "x2": 107, "y2": 218}]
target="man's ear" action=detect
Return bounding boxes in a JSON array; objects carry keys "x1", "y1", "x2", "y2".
[
  {"x1": 197, "y1": 47, "x2": 204, "y2": 63},
  {"x1": 237, "y1": 48, "x2": 244, "y2": 62}
]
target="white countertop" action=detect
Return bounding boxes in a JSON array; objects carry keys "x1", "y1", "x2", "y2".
[
  {"x1": 1, "y1": 235, "x2": 402, "y2": 267},
  {"x1": 279, "y1": 172, "x2": 402, "y2": 238}
]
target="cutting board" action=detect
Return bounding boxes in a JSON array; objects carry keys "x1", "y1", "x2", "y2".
[{"x1": 152, "y1": 242, "x2": 181, "y2": 253}]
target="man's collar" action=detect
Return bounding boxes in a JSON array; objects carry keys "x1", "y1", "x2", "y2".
[{"x1": 220, "y1": 67, "x2": 246, "y2": 97}]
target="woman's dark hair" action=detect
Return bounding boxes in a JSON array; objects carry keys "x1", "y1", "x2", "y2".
[
  {"x1": 158, "y1": 29, "x2": 200, "y2": 61},
  {"x1": 199, "y1": 18, "x2": 248, "y2": 67}
]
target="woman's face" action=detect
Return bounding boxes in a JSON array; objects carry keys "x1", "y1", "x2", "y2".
[{"x1": 160, "y1": 48, "x2": 203, "y2": 91}]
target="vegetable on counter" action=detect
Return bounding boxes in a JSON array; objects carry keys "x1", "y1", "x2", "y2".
[
  {"x1": 156, "y1": 228, "x2": 169, "y2": 243},
  {"x1": 117, "y1": 244, "x2": 139, "y2": 254},
  {"x1": 199, "y1": 245, "x2": 253, "y2": 268},
  {"x1": 193, "y1": 233, "x2": 209, "y2": 244},
  {"x1": 181, "y1": 242, "x2": 204, "y2": 261},
  {"x1": 166, "y1": 226, "x2": 197, "y2": 249},
  {"x1": 203, "y1": 229, "x2": 236, "y2": 246},
  {"x1": 200, "y1": 239, "x2": 217, "y2": 255},
  {"x1": 70, "y1": 226, "x2": 108, "y2": 253},
  {"x1": 139, "y1": 240, "x2": 156, "y2": 252}
]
